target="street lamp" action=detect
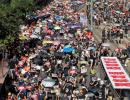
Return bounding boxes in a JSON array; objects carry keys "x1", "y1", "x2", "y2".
[{"x1": 90, "y1": 0, "x2": 93, "y2": 31}]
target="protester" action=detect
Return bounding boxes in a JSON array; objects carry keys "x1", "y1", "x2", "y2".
[{"x1": 2, "y1": 0, "x2": 130, "y2": 100}]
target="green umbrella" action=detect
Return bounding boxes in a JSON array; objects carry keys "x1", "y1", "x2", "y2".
[{"x1": 54, "y1": 26, "x2": 61, "y2": 30}]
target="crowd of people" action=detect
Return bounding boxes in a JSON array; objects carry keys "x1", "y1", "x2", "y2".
[
  {"x1": 91, "y1": 0, "x2": 130, "y2": 44},
  {"x1": 0, "y1": 0, "x2": 130, "y2": 100}
]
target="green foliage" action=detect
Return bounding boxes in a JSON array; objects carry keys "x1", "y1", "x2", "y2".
[
  {"x1": 0, "y1": 0, "x2": 36, "y2": 47},
  {"x1": 0, "y1": 0, "x2": 53, "y2": 47}
]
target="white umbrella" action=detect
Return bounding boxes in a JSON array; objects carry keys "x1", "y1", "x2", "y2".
[
  {"x1": 102, "y1": 43, "x2": 110, "y2": 47},
  {"x1": 29, "y1": 54, "x2": 38, "y2": 60},
  {"x1": 35, "y1": 65, "x2": 42, "y2": 70},
  {"x1": 85, "y1": 93, "x2": 95, "y2": 98},
  {"x1": 41, "y1": 77, "x2": 55, "y2": 88},
  {"x1": 30, "y1": 34, "x2": 38, "y2": 38},
  {"x1": 87, "y1": 47, "x2": 96, "y2": 51},
  {"x1": 30, "y1": 34, "x2": 41, "y2": 39},
  {"x1": 114, "y1": 23, "x2": 120, "y2": 27},
  {"x1": 22, "y1": 32, "x2": 29, "y2": 35},
  {"x1": 35, "y1": 27, "x2": 41, "y2": 33}
]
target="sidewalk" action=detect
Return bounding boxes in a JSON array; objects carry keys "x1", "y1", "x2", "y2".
[{"x1": 0, "y1": 60, "x2": 9, "y2": 84}]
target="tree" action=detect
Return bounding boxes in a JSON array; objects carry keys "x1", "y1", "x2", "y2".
[
  {"x1": 0, "y1": 0, "x2": 53, "y2": 47},
  {"x1": 0, "y1": 0, "x2": 36, "y2": 46}
]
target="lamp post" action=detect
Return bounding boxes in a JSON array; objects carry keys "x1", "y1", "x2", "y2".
[{"x1": 90, "y1": 0, "x2": 93, "y2": 31}]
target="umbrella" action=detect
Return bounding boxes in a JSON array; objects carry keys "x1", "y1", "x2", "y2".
[
  {"x1": 115, "y1": 11, "x2": 122, "y2": 14},
  {"x1": 29, "y1": 54, "x2": 38, "y2": 60},
  {"x1": 85, "y1": 92, "x2": 95, "y2": 98},
  {"x1": 35, "y1": 27, "x2": 41, "y2": 33},
  {"x1": 18, "y1": 61, "x2": 24, "y2": 66},
  {"x1": 30, "y1": 34, "x2": 41, "y2": 39},
  {"x1": 102, "y1": 43, "x2": 110, "y2": 47},
  {"x1": 88, "y1": 88, "x2": 99, "y2": 96},
  {"x1": 60, "y1": 39, "x2": 69, "y2": 44},
  {"x1": 114, "y1": 23, "x2": 120, "y2": 27},
  {"x1": 26, "y1": 86, "x2": 32, "y2": 90},
  {"x1": 54, "y1": 26, "x2": 61, "y2": 30},
  {"x1": 18, "y1": 86, "x2": 26, "y2": 91},
  {"x1": 42, "y1": 46, "x2": 52, "y2": 50},
  {"x1": 35, "y1": 65, "x2": 42, "y2": 70},
  {"x1": 53, "y1": 41, "x2": 60, "y2": 45},
  {"x1": 33, "y1": 57, "x2": 43, "y2": 65},
  {"x1": 45, "y1": 36, "x2": 51, "y2": 39},
  {"x1": 42, "y1": 40, "x2": 53, "y2": 44},
  {"x1": 55, "y1": 15, "x2": 62, "y2": 21},
  {"x1": 78, "y1": 61, "x2": 88, "y2": 65},
  {"x1": 54, "y1": 52, "x2": 64, "y2": 57},
  {"x1": 22, "y1": 32, "x2": 29, "y2": 35},
  {"x1": 115, "y1": 48, "x2": 121, "y2": 52},
  {"x1": 41, "y1": 77, "x2": 55, "y2": 88},
  {"x1": 64, "y1": 44, "x2": 71, "y2": 48},
  {"x1": 63, "y1": 47, "x2": 75, "y2": 53},
  {"x1": 38, "y1": 52, "x2": 51, "y2": 58},
  {"x1": 70, "y1": 1, "x2": 83, "y2": 5},
  {"x1": 70, "y1": 23, "x2": 82, "y2": 29},
  {"x1": 19, "y1": 35, "x2": 28, "y2": 41},
  {"x1": 68, "y1": 69, "x2": 77, "y2": 75},
  {"x1": 87, "y1": 47, "x2": 96, "y2": 51}
]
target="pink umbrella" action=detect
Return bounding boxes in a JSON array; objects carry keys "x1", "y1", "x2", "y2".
[
  {"x1": 18, "y1": 61, "x2": 24, "y2": 66},
  {"x1": 115, "y1": 48, "x2": 121, "y2": 52},
  {"x1": 26, "y1": 86, "x2": 32, "y2": 90},
  {"x1": 68, "y1": 69, "x2": 77, "y2": 75},
  {"x1": 53, "y1": 41, "x2": 60, "y2": 45},
  {"x1": 18, "y1": 86, "x2": 26, "y2": 91}
]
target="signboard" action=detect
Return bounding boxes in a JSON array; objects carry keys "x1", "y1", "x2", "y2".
[
  {"x1": 80, "y1": 13, "x2": 87, "y2": 27},
  {"x1": 101, "y1": 57, "x2": 130, "y2": 89}
]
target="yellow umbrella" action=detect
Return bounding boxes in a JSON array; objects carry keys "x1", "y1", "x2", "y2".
[
  {"x1": 78, "y1": 61, "x2": 88, "y2": 65},
  {"x1": 90, "y1": 69, "x2": 97, "y2": 75},
  {"x1": 19, "y1": 34, "x2": 28, "y2": 41},
  {"x1": 42, "y1": 40, "x2": 53, "y2": 44}
]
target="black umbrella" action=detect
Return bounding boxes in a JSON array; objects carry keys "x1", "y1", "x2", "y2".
[
  {"x1": 42, "y1": 46, "x2": 52, "y2": 50},
  {"x1": 59, "y1": 39, "x2": 69, "y2": 44},
  {"x1": 33, "y1": 56, "x2": 43, "y2": 65},
  {"x1": 54, "y1": 52, "x2": 64, "y2": 57},
  {"x1": 88, "y1": 88, "x2": 99, "y2": 96}
]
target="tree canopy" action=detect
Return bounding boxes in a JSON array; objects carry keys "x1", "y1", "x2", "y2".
[{"x1": 0, "y1": 0, "x2": 52, "y2": 47}]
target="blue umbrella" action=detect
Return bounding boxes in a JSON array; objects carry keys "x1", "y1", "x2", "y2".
[
  {"x1": 63, "y1": 47, "x2": 75, "y2": 53},
  {"x1": 55, "y1": 15, "x2": 62, "y2": 21},
  {"x1": 87, "y1": 47, "x2": 96, "y2": 51}
]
